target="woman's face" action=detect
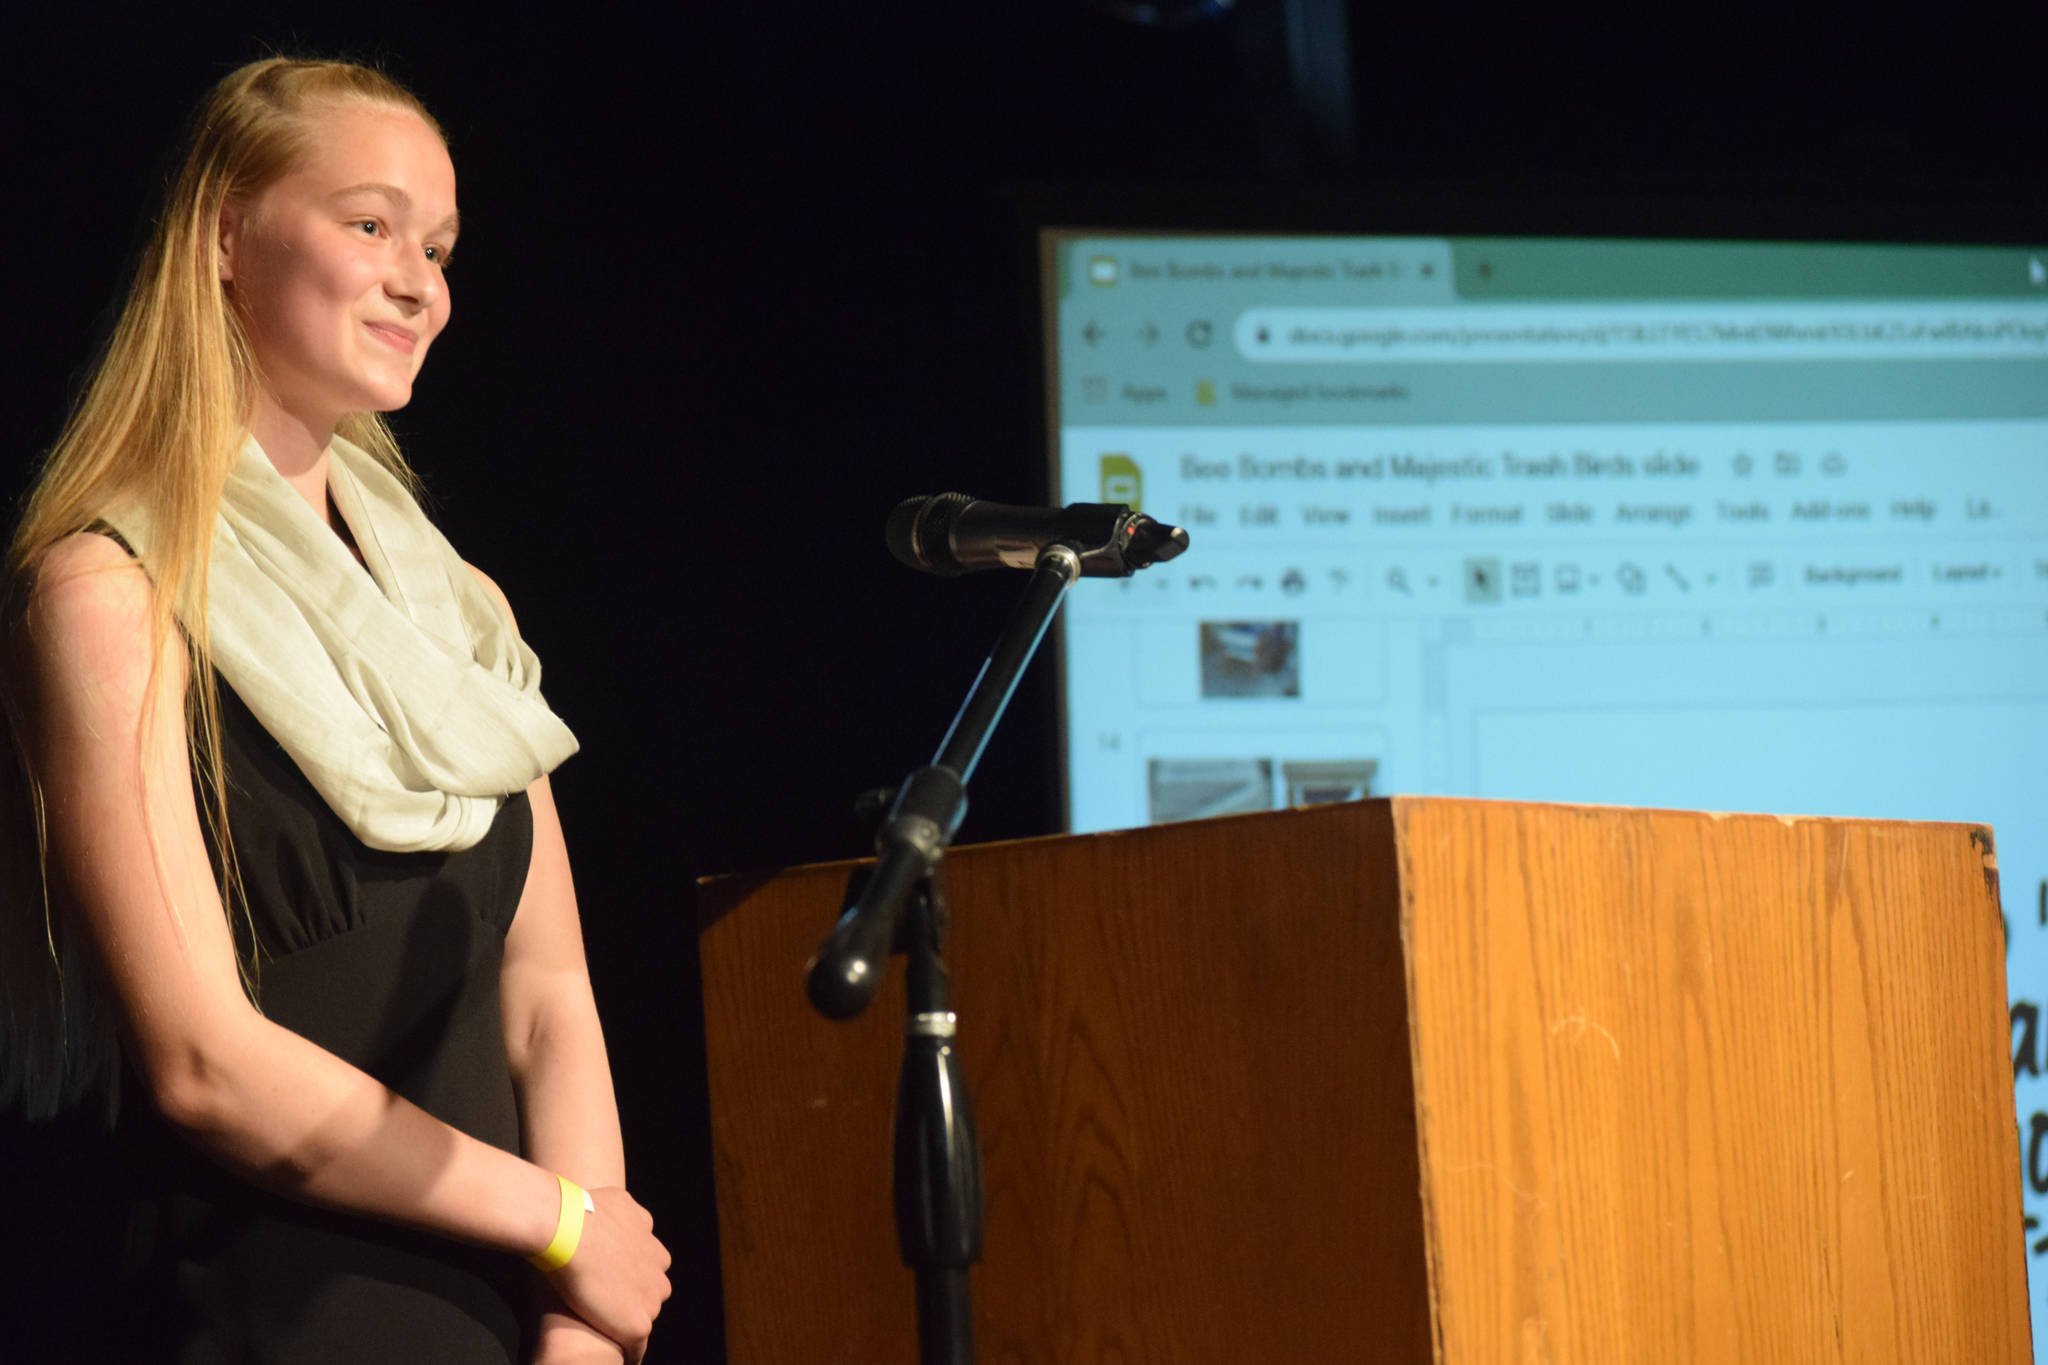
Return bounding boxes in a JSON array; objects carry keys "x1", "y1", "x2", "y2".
[{"x1": 221, "y1": 102, "x2": 458, "y2": 434}]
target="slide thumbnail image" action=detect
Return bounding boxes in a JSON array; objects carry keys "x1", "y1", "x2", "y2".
[
  {"x1": 1148, "y1": 757, "x2": 1378, "y2": 825},
  {"x1": 1199, "y1": 620, "x2": 1300, "y2": 698}
]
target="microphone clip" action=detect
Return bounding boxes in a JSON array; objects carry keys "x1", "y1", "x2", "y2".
[{"x1": 886, "y1": 494, "x2": 1190, "y2": 578}]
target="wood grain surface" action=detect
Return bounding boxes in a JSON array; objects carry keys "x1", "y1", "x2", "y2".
[
  {"x1": 699, "y1": 799, "x2": 2029, "y2": 1362},
  {"x1": 1395, "y1": 800, "x2": 2028, "y2": 1364},
  {"x1": 700, "y1": 801, "x2": 1433, "y2": 1363}
]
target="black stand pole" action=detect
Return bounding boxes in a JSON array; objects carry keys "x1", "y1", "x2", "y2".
[
  {"x1": 894, "y1": 866, "x2": 977, "y2": 1365},
  {"x1": 806, "y1": 543, "x2": 1084, "y2": 1365}
]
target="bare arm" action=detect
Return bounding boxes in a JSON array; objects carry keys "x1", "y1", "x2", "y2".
[
  {"x1": 475, "y1": 565, "x2": 644, "y2": 1363},
  {"x1": 503, "y1": 777, "x2": 627, "y2": 1180},
  {"x1": 506, "y1": 777, "x2": 640, "y2": 1363},
  {"x1": 21, "y1": 535, "x2": 667, "y2": 1355}
]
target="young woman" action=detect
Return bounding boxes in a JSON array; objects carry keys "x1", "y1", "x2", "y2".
[{"x1": 1, "y1": 57, "x2": 670, "y2": 1363}]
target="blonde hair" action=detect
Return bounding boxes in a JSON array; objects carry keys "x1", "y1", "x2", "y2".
[{"x1": 0, "y1": 56, "x2": 441, "y2": 1119}]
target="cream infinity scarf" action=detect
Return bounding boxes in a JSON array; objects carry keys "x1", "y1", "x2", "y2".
[{"x1": 109, "y1": 435, "x2": 579, "y2": 853}]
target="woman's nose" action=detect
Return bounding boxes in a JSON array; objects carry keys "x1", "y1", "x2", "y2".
[{"x1": 387, "y1": 246, "x2": 443, "y2": 309}]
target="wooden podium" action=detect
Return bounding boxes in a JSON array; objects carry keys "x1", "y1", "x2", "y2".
[{"x1": 697, "y1": 799, "x2": 2029, "y2": 1362}]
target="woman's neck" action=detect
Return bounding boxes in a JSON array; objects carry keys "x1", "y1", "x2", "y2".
[{"x1": 246, "y1": 398, "x2": 337, "y2": 528}]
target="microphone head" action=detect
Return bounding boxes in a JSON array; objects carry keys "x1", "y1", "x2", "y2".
[
  {"x1": 1124, "y1": 516, "x2": 1190, "y2": 568},
  {"x1": 886, "y1": 492, "x2": 976, "y2": 575}
]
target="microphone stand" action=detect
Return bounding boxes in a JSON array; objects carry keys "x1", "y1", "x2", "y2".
[{"x1": 806, "y1": 542, "x2": 1083, "y2": 1365}]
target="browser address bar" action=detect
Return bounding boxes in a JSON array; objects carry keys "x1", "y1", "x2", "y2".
[{"x1": 1234, "y1": 301, "x2": 2048, "y2": 363}]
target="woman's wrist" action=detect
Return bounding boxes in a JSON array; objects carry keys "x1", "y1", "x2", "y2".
[
  {"x1": 534, "y1": 1307, "x2": 628, "y2": 1363},
  {"x1": 523, "y1": 1161, "x2": 573, "y2": 1260},
  {"x1": 527, "y1": 1172, "x2": 593, "y2": 1271}
]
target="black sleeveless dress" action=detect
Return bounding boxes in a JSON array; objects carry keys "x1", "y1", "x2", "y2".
[{"x1": 110, "y1": 679, "x2": 539, "y2": 1363}]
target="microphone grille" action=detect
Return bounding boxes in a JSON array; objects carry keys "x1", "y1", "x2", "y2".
[{"x1": 885, "y1": 492, "x2": 975, "y2": 575}]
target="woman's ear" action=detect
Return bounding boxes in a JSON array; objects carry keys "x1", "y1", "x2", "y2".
[{"x1": 217, "y1": 202, "x2": 242, "y2": 283}]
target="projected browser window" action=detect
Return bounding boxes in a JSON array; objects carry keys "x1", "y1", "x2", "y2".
[{"x1": 1046, "y1": 230, "x2": 2048, "y2": 1329}]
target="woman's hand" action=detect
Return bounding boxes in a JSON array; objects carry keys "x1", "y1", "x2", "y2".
[
  {"x1": 530, "y1": 1308, "x2": 626, "y2": 1365},
  {"x1": 543, "y1": 1186, "x2": 671, "y2": 1363}
]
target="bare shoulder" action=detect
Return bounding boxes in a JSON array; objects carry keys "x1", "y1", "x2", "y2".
[
  {"x1": 33, "y1": 527, "x2": 142, "y2": 587},
  {"x1": 28, "y1": 530, "x2": 154, "y2": 638},
  {"x1": 21, "y1": 531, "x2": 185, "y2": 713},
  {"x1": 465, "y1": 561, "x2": 518, "y2": 631}
]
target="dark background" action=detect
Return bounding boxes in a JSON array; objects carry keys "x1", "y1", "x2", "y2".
[{"x1": 8, "y1": 4, "x2": 2048, "y2": 1360}]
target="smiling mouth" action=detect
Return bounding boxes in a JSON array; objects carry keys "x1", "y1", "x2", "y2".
[{"x1": 364, "y1": 322, "x2": 418, "y2": 354}]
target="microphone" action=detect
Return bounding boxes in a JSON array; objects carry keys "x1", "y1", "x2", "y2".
[{"x1": 887, "y1": 493, "x2": 1189, "y2": 578}]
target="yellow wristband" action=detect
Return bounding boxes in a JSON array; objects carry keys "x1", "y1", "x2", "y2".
[{"x1": 527, "y1": 1174, "x2": 591, "y2": 1272}]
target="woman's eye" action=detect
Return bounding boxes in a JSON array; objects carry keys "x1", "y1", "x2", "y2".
[
  {"x1": 425, "y1": 245, "x2": 448, "y2": 266},
  {"x1": 354, "y1": 219, "x2": 381, "y2": 236}
]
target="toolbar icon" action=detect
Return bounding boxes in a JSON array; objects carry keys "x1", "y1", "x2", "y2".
[
  {"x1": 1088, "y1": 256, "x2": 1118, "y2": 286},
  {"x1": 1618, "y1": 562, "x2": 1646, "y2": 594},
  {"x1": 1099, "y1": 454, "x2": 1142, "y2": 509},
  {"x1": 1510, "y1": 562, "x2": 1540, "y2": 597},
  {"x1": 1464, "y1": 557, "x2": 1503, "y2": 604},
  {"x1": 1186, "y1": 319, "x2": 1214, "y2": 348},
  {"x1": 1555, "y1": 563, "x2": 1582, "y2": 593}
]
